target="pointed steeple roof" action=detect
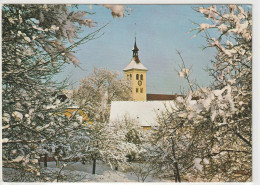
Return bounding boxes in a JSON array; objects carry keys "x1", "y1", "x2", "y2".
[
  {"x1": 132, "y1": 34, "x2": 139, "y2": 58},
  {"x1": 123, "y1": 35, "x2": 148, "y2": 71},
  {"x1": 132, "y1": 35, "x2": 139, "y2": 53}
]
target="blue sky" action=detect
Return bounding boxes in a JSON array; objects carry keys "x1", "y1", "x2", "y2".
[{"x1": 54, "y1": 5, "x2": 219, "y2": 94}]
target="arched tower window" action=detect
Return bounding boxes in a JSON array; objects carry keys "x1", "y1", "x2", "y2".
[
  {"x1": 130, "y1": 74, "x2": 132, "y2": 80},
  {"x1": 127, "y1": 74, "x2": 129, "y2": 80},
  {"x1": 136, "y1": 74, "x2": 139, "y2": 80},
  {"x1": 140, "y1": 74, "x2": 143, "y2": 80}
]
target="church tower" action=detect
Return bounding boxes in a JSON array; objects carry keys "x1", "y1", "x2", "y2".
[{"x1": 123, "y1": 36, "x2": 148, "y2": 101}]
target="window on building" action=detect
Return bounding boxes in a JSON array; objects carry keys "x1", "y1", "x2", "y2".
[
  {"x1": 140, "y1": 74, "x2": 143, "y2": 80},
  {"x1": 140, "y1": 88, "x2": 143, "y2": 93},
  {"x1": 127, "y1": 74, "x2": 129, "y2": 80},
  {"x1": 136, "y1": 74, "x2": 139, "y2": 80},
  {"x1": 136, "y1": 88, "x2": 138, "y2": 93},
  {"x1": 130, "y1": 74, "x2": 132, "y2": 80}
]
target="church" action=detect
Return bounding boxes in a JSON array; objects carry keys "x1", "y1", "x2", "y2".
[
  {"x1": 109, "y1": 37, "x2": 179, "y2": 129},
  {"x1": 61, "y1": 36, "x2": 181, "y2": 130}
]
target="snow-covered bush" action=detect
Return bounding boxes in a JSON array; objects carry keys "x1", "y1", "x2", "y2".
[
  {"x1": 108, "y1": 117, "x2": 155, "y2": 182},
  {"x1": 126, "y1": 162, "x2": 154, "y2": 182}
]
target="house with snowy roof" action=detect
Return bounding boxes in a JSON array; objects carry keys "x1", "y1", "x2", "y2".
[{"x1": 109, "y1": 36, "x2": 180, "y2": 129}]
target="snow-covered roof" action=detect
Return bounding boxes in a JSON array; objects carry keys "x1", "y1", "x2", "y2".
[
  {"x1": 109, "y1": 101, "x2": 176, "y2": 127},
  {"x1": 67, "y1": 105, "x2": 80, "y2": 109},
  {"x1": 123, "y1": 58, "x2": 148, "y2": 71}
]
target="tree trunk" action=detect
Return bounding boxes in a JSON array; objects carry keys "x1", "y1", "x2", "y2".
[
  {"x1": 171, "y1": 137, "x2": 181, "y2": 182},
  {"x1": 44, "y1": 154, "x2": 48, "y2": 167},
  {"x1": 56, "y1": 159, "x2": 59, "y2": 168},
  {"x1": 92, "y1": 158, "x2": 96, "y2": 174},
  {"x1": 174, "y1": 161, "x2": 181, "y2": 182}
]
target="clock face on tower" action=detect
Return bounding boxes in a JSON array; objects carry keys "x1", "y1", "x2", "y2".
[{"x1": 138, "y1": 80, "x2": 142, "y2": 86}]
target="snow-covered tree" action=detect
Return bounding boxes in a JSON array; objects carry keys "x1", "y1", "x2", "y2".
[
  {"x1": 151, "y1": 5, "x2": 252, "y2": 182},
  {"x1": 105, "y1": 117, "x2": 156, "y2": 182},
  {"x1": 108, "y1": 117, "x2": 151, "y2": 169},
  {"x1": 72, "y1": 68, "x2": 132, "y2": 123},
  {"x1": 78, "y1": 116, "x2": 147, "y2": 175},
  {"x1": 2, "y1": 4, "x2": 129, "y2": 181},
  {"x1": 191, "y1": 5, "x2": 252, "y2": 181}
]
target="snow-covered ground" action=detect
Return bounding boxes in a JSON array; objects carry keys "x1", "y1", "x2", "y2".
[{"x1": 3, "y1": 161, "x2": 172, "y2": 182}]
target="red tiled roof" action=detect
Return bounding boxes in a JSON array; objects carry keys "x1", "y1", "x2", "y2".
[
  {"x1": 147, "y1": 94, "x2": 199, "y2": 101},
  {"x1": 147, "y1": 94, "x2": 178, "y2": 101}
]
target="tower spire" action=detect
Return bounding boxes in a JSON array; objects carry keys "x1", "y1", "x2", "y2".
[
  {"x1": 135, "y1": 32, "x2": 137, "y2": 44},
  {"x1": 132, "y1": 33, "x2": 139, "y2": 58}
]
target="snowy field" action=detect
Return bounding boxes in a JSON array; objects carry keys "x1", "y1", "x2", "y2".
[{"x1": 3, "y1": 161, "x2": 172, "y2": 182}]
